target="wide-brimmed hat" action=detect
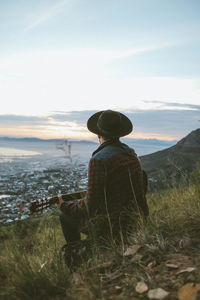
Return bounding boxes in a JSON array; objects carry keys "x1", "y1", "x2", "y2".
[{"x1": 87, "y1": 110, "x2": 133, "y2": 138}]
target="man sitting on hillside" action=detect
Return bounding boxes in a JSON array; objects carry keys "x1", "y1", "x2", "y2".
[{"x1": 56, "y1": 110, "x2": 149, "y2": 266}]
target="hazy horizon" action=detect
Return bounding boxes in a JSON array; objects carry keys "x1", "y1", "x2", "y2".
[
  {"x1": 0, "y1": 136, "x2": 177, "y2": 161},
  {"x1": 0, "y1": 134, "x2": 179, "y2": 143}
]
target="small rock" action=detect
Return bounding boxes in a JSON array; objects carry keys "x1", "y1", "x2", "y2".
[
  {"x1": 148, "y1": 288, "x2": 169, "y2": 299},
  {"x1": 72, "y1": 272, "x2": 82, "y2": 285},
  {"x1": 136, "y1": 281, "x2": 148, "y2": 294},
  {"x1": 115, "y1": 285, "x2": 122, "y2": 291},
  {"x1": 131, "y1": 254, "x2": 143, "y2": 262},
  {"x1": 166, "y1": 263, "x2": 179, "y2": 269},
  {"x1": 38, "y1": 261, "x2": 47, "y2": 273},
  {"x1": 178, "y1": 283, "x2": 200, "y2": 300},
  {"x1": 147, "y1": 260, "x2": 156, "y2": 268},
  {"x1": 177, "y1": 267, "x2": 196, "y2": 275},
  {"x1": 123, "y1": 245, "x2": 141, "y2": 256}
]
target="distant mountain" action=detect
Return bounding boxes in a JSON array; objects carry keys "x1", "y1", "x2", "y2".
[
  {"x1": 0, "y1": 136, "x2": 177, "y2": 147},
  {"x1": 0, "y1": 136, "x2": 97, "y2": 145},
  {"x1": 140, "y1": 128, "x2": 200, "y2": 189},
  {"x1": 122, "y1": 137, "x2": 177, "y2": 147}
]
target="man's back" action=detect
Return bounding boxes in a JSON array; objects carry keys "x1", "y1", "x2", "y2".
[{"x1": 87, "y1": 140, "x2": 149, "y2": 218}]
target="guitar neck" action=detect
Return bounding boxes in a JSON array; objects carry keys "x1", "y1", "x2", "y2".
[
  {"x1": 29, "y1": 190, "x2": 87, "y2": 214},
  {"x1": 49, "y1": 190, "x2": 87, "y2": 204}
]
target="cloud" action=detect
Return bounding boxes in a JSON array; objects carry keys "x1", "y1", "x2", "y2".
[
  {"x1": 0, "y1": 105, "x2": 199, "y2": 140},
  {"x1": 111, "y1": 41, "x2": 176, "y2": 61},
  {"x1": 50, "y1": 110, "x2": 97, "y2": 124},
  {"x1": 143, "y1": 101, "x2": 200, "y2": 111},
  {"x1": 49, "y1": 107, "x2": 200, "y2": 140},
  {"x1": 1, "y1": 47, "x2": 200, "y2": 116},
  {"x1": 24, "y1": 0, "x2": 71, "y2": 32},
  {"x1": 125, "y1": 108, "x2": 200, "y2": 139},
  {"x1": 0, "y1": 113, "x2": 92, "y2": 139},
  {"x1": 0, "y1": 114, "x2": 49, "y2": 124}
]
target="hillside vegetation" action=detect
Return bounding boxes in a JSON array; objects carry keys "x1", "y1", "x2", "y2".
[
  {"x1": 141, "y1": 128, "x2": 200, "y2": 190},
  {"x1": 0, "y1": 164, "x2": 200, "y2": 300}
]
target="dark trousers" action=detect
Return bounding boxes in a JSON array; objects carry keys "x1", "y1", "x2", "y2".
[
  {"x1": 60, "y1": 210, "x2": 138, "y2": 244},
  {"x1": 60, "y1": 212, "x2": 82, "y2": 243}
]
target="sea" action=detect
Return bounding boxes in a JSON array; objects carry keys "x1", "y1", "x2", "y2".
[{"x1": 0, "y1": 139, "x2": 174, "y2": 164}]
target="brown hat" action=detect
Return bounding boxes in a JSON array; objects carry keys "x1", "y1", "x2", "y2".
[{"x1": 87, "y1": 110, "x2": 133, "y2": 138}]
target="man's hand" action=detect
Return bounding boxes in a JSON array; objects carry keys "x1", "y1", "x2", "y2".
[{"x1": 56, "y1": 194, "x2": 64, "y2": 209}]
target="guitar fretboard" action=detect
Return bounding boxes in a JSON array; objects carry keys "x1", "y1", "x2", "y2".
[{"x1": 29, "y1": 190, "x2": 86, "y2": 214}]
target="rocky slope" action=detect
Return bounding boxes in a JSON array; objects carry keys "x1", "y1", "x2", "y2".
[{"x1": 140, "y1": 128, "x2": 200, "y2": 189}]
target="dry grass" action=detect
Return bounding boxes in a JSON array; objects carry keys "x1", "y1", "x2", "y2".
[{"x1": 0, "y1": 166, "x2": 200, "y2": 299}]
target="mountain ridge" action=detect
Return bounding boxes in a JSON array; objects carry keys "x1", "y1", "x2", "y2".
[
  {"x1": 140, "y1": 128, "x2": 200, "y2": 189},
  {"x1": 0, "y1": 136, "x2": 97, "y2": 144},
  {"x1": 0, "y1": 136, "x2": 177, "y2": 147}
]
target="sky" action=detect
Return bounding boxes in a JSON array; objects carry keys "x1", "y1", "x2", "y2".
[{"x1": 0, "y1": 0, "x2": 200, "y2": 141}]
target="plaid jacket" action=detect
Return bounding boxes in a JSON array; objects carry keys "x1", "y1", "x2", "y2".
[{"x1": 61, "y1": 140, "x2": 149, "y2": 218}]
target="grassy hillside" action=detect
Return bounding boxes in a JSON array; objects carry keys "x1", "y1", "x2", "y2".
[
  {"x1": 0, "y1": 165, "x2": 200, "y2": 300},
  {"x1": 141, "y1": 128, "x2": 200, "y2": 191}
]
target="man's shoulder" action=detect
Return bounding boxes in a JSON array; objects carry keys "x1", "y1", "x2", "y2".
[{"x1": 92, "y1": 143, "x2": 136, "y2": 161}]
